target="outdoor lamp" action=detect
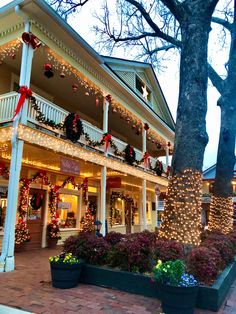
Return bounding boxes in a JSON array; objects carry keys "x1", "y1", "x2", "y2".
[{"x1": 94, "y1": 220, "x2": 102, "y2": 237}]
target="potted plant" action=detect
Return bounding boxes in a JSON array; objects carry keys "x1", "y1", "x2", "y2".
[
  {"x1": 47, "y1": 220, "x2": 61, "y2": 248},
  {"x1": 49, "y1": 252, "x2": 83, "y2": 289},
  {"x1": 153, "y1": 259, "x2": 198, "y2": 314}
]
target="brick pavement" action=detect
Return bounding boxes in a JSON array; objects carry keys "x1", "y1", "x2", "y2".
[{"x1": 0, "y1": 248, "x2": 235, "y2": 314}]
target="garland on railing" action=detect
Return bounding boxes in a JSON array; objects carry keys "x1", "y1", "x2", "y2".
[
  {"x1": 30, "y1": 96, "x2": 64, "y2": 129},
  {"x1": 110, "y1": 192, "x2": 135, "y2": 227},
  {"x1": 29, "y1": 101, "x2": 170, "y2": 176}
]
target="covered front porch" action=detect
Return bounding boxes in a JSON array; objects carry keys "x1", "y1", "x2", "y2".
[{"x1": 0, "y1": 130, "x2": 167, "y2": 253}]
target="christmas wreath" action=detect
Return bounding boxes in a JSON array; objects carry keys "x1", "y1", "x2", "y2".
[
  {"x1": 124, "y1": 144, "x2": 136, "y2": 165},
  {"x1": 154, "y1": 160, "x2": 163, "y2": 176},
  {"x1": 30, "y1": 192, "x2": 43, "y2": 210},
  {"x1": 64, "y1": 113, "x2": 83, "y2": 143}
]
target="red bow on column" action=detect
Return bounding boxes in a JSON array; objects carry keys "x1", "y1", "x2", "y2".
[
  {"x1": 103, "y1": 133, "x2": 112, "y2": 153},
  {"x1": 143, "y1": 152, "x2": 150, "y2": 169},
  {"x1": 22, "y1": 32, "x2": 41, "y2": 50},
  {"x1": 12, "y1": 86, "x2": 32, "y2": 121},
  {"x1": 105, "y1": 94, "x2": 112, "y2": 103}
]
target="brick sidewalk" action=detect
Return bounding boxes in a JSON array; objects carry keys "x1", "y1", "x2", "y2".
[{"x1": 0, "y1": 248, "x2": 235, "y2": 314}]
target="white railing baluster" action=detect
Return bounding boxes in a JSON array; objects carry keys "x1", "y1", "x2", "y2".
[{"x1": 0, "y1": 91, "x2": 166, "y2": 176}]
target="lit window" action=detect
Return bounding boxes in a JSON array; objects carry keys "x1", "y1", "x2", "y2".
[
  {"x1": 136, "y1": 75, "x2": 151, "y2": 102},
  {"x1": 58, "y1": 194, "x2": 78, "y2": 228}
]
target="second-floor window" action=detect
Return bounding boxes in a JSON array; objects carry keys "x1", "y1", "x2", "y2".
[{"x1": 135, "y1": 75, "x2": 151, "y2": 102}]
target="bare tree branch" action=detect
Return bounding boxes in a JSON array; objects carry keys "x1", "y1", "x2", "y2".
[
  {"x1": 208, "y1": 64, "x2": 225, "y2": 94},
  {"x1": 212, "y1": 16, "x2": 233, "y2": 31}
]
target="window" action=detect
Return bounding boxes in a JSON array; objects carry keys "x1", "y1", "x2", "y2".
[
  {"x1": 58, "y1": 194, "x2": 78, "y2": 228},
  {"x1": 135, "y1": 75, "x2": 151, "y2": 102},
  {"x1": 113, "y1": 198, "x2": 124, "y2": 225}
]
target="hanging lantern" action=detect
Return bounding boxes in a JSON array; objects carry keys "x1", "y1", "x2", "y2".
[
  {"x1": 60, "y1": 71, "x2": 65, "y2": 78},
  {"x1": 95, "y1": 97, "x2": 99, "y2": 107},
  {"x1": 111, "y1": 107, "x2": 117, "y2": 113},
  {"x1": 126, "y1": 117, "x2": 130, "y2": 123},
  {"x1": 157, "y1": 143, "x2": 162, "y2": 149},
  {"x1": 72, "y1": 83, "x2": 78, "y2": 92},
  {"x1": 131, "y1": 124, "x2": 136, "y2": 129},
  {"x1": 167, "y1": 141, "x2": 171, "y2": 147},
  {"x1": 152, "y1": 139, "x2": 155, "y2": 143},
  {"x1": 147, "y1": 136, "x2": 151, "y2": 141},
  {"x1": 85, "y1": 92, "x2": 89, "y2": 96}
]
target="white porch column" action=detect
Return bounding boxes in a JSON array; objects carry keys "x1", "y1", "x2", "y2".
[
  {"x1": 142, "y1": 129, "x2": 147, "y2": 154},
  {"x1": 142, "y1": 179, "x2": 147, "y2": 230},
  {"x1": 154, "y1": 195, "x2": 158, "y2": 228},
  {"x1": 77, "y1": 189, "x2": 83, "y2": 230},
  {"x1": 100, "y1": 166, "x2": 107, "y2": 236},
  {"x1": 165, "y1": 144, "x2": 170, "y2": 167},
  {"x1": 103, "y1": 98, "x2": 109, "y2": 134},
  {"x1": 0, "y1": 22, "x2": 35, "y2": 272}
]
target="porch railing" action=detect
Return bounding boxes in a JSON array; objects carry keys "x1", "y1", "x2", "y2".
[
  {"x1": 0, "y1": 91, "x2": 167, "y2": 172},
  {"x1": 0, "y1": 92, "x2": 18, "y2": 123}
]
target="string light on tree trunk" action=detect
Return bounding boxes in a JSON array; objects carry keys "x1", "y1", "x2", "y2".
[
  {"x1": 159, "y1": 168, "x2": 202, "y2": 246},
  {"x1": 208, "y1": 196, "x2": 234, "y2": 234}
]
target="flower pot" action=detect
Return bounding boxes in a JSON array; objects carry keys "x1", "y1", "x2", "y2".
[
  {"x1": 47, "y1": 238, "x2": 58, "y2": 249},
  {"x1": 159, "y1": 283, "x2": 199, "y2": 314},
  {"x1": 50, "y1": 262, "x2": 82, "y2": 289}
]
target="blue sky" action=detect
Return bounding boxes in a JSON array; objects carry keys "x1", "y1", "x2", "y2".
[{"x1": 0, "y1": 0, "x2": 224, "y2": 170}]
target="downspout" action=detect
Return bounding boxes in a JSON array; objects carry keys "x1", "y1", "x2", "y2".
[{"x1": 0, "y1": 5, "x2": 30, "y2": 267}]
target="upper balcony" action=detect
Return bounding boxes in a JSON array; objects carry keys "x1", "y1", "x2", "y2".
[
  {"x1": 0, "y1": 91, "x2": 169, "y2": 176},
  {"x1": 0, "y1": 12, "x2": 174, "y2": 180}
]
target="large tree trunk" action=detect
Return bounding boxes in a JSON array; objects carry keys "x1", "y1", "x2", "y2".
[
  {"x1": 160, "y1": 15, "x2": 211, "y2": 245},
  {"x1": 208, "y1": 96, "x2": 236, "y2": 233}
]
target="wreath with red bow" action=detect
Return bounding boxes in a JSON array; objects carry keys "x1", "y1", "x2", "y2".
[
  {"x1": 64, "y1": 113, "x2": 83, "y2": 143},
  {"x1": 30, "y1": 192, "x2": 43, "y2": 210},
  {"x1": 124, "y1": 144, "x2": 136, "y2": 165}
]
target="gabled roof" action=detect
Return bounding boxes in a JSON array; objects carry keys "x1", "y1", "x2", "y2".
[
  {"x1": 103, "y1": 56, "x2": 175, "y2": 131},
  {"x1": 203, "y1": 163, "x2": 236, "y2": 180},
  {"x1": 0, "y1": 0, "x2": 175, "y2": 139}
]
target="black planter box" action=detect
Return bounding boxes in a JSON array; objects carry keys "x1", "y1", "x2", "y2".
[{"x1": 80, "y1": 256, "x2": 236, "y2": 312}]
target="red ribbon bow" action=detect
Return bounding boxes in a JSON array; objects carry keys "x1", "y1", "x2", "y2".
[
  {"x1": 103, "y1": 133, "x2": 112, "y2": 152},
  {"x1": 143, "y1": 152, "x2": 150, "y2": 169},
  {"x1": 12, "y1": 86, "x2": 32, "y2": 121},
  {"x1": 105, "y1": 94, "x2": 112, "y2": 103}
]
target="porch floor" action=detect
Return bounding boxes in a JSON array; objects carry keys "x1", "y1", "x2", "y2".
[{"x1": 0, "y1": 247, "x2": 235, "y2": 314}]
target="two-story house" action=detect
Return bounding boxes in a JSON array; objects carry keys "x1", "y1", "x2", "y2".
[{"x1": 0, "y1": 0, "x2": 174, "y2": 271}]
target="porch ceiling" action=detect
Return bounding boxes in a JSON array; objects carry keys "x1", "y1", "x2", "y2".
[{"x1": 0, "y1": 130, "x2": 167, "y2": 191}]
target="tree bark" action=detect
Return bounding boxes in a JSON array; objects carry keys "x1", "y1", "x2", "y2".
[
  {"x1": 208, "y1": 97, "x2": 236, "y2": 233},
  {"x1": 160, "y1": 14, "x2": 211, "y2": 245}
]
